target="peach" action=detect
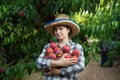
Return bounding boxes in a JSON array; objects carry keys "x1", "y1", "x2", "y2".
[
  {"x1": 64, "y1": 54, "x2": 72, "y2": 58},
  {"x1": 54, "y1": 47, "x2": 61, "y2": 53},
  {"x1": 19, "y1": 10, "x2": 25, "y2": 18},
  {"x1": 56, "y1": 50, "x2": 63, "y2": 57},
  {"x1": 71, "y1": 49, "x2": 80, "y2": 57},
  {"x1": 72, "y1": 56, "x2": 78, "y2": 63},
  {"x1": 0, "y1": 68, "x2": 5, "y2": 74},
  {"x1": 46, "y1": 47, "x2": 53, "y2": 54},
  {"x1": 50, "y1": 42, "x2": 57, "y2": 49},
  {"x1": 62, "y1": 45, "x2": 71, "y2": 53},
  {"x1": 48, "y1": 53, "x2": 56, "y2": 60}
]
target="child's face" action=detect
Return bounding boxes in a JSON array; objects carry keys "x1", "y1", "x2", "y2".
[{"x1": 53, "y1": 25, "x2": 70, "y2": 40}]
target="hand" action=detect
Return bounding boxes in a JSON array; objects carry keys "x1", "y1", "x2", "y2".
[
  {"x1": 46, "y1": 68, "x2": 61, "y2": 76},
  {"x1": 57, "y1": 53, "x2": 76, "y2": 67}
]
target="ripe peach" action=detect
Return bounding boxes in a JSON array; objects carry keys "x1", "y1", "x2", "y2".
[
  {"x1": 0, "y1": 68, "x2": 5, "y2": 74},
  {"x1": 72, "y1": 56, "x2": 78, "y2": 63},
  {"x1": 71, "y1": 49, "x2": 80, "y2": 57},
  {"x1": 50, "y1": 42, "x2": 57, "y2": 49},
  {"x1": 46, "y1": 47, "x2": 53, "y2": 54},
  {"x1": 48, "y1": 53, "x2": 56, "y2": 60},
  {"x1": 54, "y1": 47, "x2": 61, "y2": 53},
  {"x1": 56, "y1": 50, "x2": 63, "y2": 57},
  {"x1": 62, "y1": 45, "x2": 71, "y2": 53},
  {"x1": 19, "y1": 10, "x2": 25, "y2": 18},
  {"x1": 64, "y1": 54, "x2": 72, "y2": 58}
]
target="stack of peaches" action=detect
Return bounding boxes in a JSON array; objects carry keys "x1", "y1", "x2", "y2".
[{"x1": 45, "y1": 42, "x2": 80, "y2": 63}]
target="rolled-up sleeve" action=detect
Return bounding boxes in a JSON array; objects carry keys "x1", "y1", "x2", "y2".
[
  {"x1": 36, "y1": 44, "x2": 51, "y2": 69},
  {"x1": 61, "y1": 43, "x2": 85, "y2": 75}
]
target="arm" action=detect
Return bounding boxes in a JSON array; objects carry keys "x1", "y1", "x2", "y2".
[
  {"x1": 50, "y1": 54, "x2": 76, "y2": 67},
  {"x1": 36, "y1": 44, "x2": 51, "y2": 69},
  {"x1": 60, "y1": 44, "x2": 85, "y2": 75},
  {"x1": 46, "y1": 44, "x2": 85, "y2": 76},
  {"x1": 36, "y1": 43, "x2": 75, "y2": 70}
]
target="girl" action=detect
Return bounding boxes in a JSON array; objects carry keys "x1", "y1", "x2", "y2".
[{"x1": 36, "y1": 14, "x2": 85, "y2": 80}]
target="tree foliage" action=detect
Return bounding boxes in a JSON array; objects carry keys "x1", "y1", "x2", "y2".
[{"x1": 0, "y1": 0, "x2": 120, "y2": 79}]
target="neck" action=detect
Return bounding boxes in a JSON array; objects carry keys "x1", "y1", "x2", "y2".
[{"x1": 58, "y1": 37, "x2": 69, "y2": 47}]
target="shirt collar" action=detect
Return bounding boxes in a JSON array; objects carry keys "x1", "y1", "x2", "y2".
[
  {"x1": 66, "y1": 40, "x2": 72, "y2": 46},
  {"x1": 56, "y1": 40, "x2": 72, "y2": 47}
]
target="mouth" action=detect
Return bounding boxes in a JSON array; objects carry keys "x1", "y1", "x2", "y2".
[{"x1": 56, "y1": 34, "x2": 61, "y2": 37}]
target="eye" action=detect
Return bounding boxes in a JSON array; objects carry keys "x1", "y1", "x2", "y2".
[{"x1": 59, "y1": 27, "x2": 64, "y2": 30}]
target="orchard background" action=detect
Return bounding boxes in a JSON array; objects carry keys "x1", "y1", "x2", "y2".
[{"x1": 0, "y1": 0, "x2": 120, "y2": 80}]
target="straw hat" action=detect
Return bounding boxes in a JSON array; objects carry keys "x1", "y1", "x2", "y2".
[{"x1": 44, "y1": 14, "x2": 80, "y2": 37}]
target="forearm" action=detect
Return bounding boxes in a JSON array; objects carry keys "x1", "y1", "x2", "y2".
[
  {"x1": 50, "y1": 60, "x2": 60, "y2": 67},
  {"x1": 61, "y1": 56, "x2": 85, "y2": 75},
  {"x1": 46, "y1": 68, "x2": 62, "y2": 75},
  {"x1": 36, "y1": 57, "x2": 62, "y2": 69},
  {"x1": 50, "y1": 54, "x2": 76, "y2": 68},
  {"x1": 55, "y1": 69, "x2": 61, "y2": 75},
  {"x1": 61, "y1": 63, "x2": 84, "y2": 75}
]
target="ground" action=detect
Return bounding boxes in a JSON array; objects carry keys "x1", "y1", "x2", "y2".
[{"x1": 23, "y1": 59, "x2": 120, "y2": 80}]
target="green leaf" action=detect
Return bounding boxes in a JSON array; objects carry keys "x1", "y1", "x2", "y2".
[
  {"x1": 0, "y1": 28, "x2": 3, "y2": 38},
  {"x1": 10, "y1": 32, "x2": 15, "y2": 42},
  {"x1": 2, "y1": 6, "x2": 8, "y2": 14}
]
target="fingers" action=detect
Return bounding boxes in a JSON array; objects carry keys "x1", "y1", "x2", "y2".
[
  {"x1": 68, "y1": 60, "x2": 76, "y2": 65},
  {"x1": 67, "y1": 58, "x2": 74, "y2": 61},
  {"x1": 58, "y1": 56, "x2": 76, "y2": 66},
  {"x1": 62, "y1": 58, "x2": 76, "y2": 66}
]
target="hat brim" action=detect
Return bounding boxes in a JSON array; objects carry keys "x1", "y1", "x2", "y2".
[{"x1": 44, "y1": 19, "x2": 80, "y2": 37}]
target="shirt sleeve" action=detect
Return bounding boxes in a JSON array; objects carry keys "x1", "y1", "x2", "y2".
[
  {"x1": 36, "y1": 44, "x2": 51, "y2": 69},
  {"x1": 61, "y1": 43, "x2": 85, "y2": 75}
]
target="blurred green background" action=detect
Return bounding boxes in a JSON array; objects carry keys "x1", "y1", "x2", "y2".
[{"x1": 0, "y1": 0, "x2": 120, "y2": 80}]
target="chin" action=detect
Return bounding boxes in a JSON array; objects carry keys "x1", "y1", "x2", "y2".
[
  {"x1": 57, "y1": 38, "x2": 63, "y2": 40},
  {"x1": 56, "y1": 37, "x2": 64, "y2": 40}
]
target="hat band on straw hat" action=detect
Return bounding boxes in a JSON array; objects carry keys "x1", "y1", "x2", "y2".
[{"x1": 45, "y1": 19, "x2": 71, "y2": 25}]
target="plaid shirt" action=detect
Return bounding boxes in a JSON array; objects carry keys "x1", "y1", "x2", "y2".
[{"x1": 36, "y1": 40, "x2": 85, "y2": 80}]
